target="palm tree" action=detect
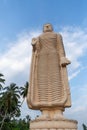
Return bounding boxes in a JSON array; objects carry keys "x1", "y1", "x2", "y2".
[
  {"x1": 0, "y1": 83, "x2": 21, "y2": 130},
  {"x1": 4, "y1": 83, "x2": 20, "y2": 116},
  {"x1": 25, "y1": 115, "x2": 31, "y2": 128},
  {"x1": 0, "y1": 73, "x2": 5, "y2": 90},
  {"x1": 82, "y1": 124, "x2": 87, "y2": 130},
  {"x1": 26, "y1": 115, "x2": 31, "y2": 122},
  {"x1": 20, "y1": 81, "x2": 29, "y2": 105}
]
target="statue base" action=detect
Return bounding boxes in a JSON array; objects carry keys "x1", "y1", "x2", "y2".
[{"x1": 30, "y1": 119, "x2": 78, "y2": 130}]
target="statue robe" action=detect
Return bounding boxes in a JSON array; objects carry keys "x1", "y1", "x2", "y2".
[{"x1": 27, "y1": 32, "x2": 71, "y2": 109}]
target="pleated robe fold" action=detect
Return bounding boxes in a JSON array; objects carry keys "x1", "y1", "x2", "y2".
[{"x1": 27, "y1": 32, "x2": 71, "y2": 109}]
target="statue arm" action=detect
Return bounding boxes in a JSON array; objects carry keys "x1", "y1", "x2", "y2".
[{"x1": 57, "y1": 34, "x2": 71, "y2": 66}]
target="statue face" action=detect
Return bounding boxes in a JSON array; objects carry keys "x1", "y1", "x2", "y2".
[{"x1": 43, "y1": 24, "x2": 53, "y2": 32}]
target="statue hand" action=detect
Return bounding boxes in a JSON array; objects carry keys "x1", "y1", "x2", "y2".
[
  {"x1": 60, "y1": 57, "x2": 71, "y2": 67},
  {"x1": 31, "y1": 38, "x2": 38, "y2": 45},
  {"x1": 31, "y1": 38, "x2": 40, "y2": 52}
]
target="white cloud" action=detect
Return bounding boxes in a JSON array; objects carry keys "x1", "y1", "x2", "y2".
[
  {"x1": 0, "y1": 26, "x2": 87, "y2": 84},
  {"x1": 60, "y1": 26, "x2": 87, "y2": 80},
  {"x1": 0, "y1": 31, "x2": 41, "y2": 84},
  {"x1": 69, "y1": 66, "x2": 87, "y2": 80},
  {"x1": 69, "y1": 69, "x2": 81, "y2": 80}
]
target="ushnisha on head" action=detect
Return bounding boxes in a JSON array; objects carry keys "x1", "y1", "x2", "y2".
[{"x1": 43, "y1": 23, "x2": 53, "y2": 32}]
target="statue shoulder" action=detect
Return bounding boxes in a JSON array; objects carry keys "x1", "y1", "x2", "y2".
[
  {"x1": 57, "y1": 33, "x2": 63, "y2": 39},
  {"x1": 39, "y1": 33, "x2": 44, "y2": 38}
]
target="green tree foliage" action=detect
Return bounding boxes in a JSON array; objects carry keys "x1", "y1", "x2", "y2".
[
  {"x1": 2, "y1": 83, "x2": 20, "y2": 116},
  {"x1": 20, "y1": 81, "x2": 29, "y2": 105},
  {"x1": 0, "y1": 73, "x2": 30, "y2": 130},
  {"x1": 0, "y1": 73, "x2": 5, "y2": 90},
  {"x1": 0, "y1": 83, "x2": 21, "y2": 129},
  {"x1": 0, "y1": 118, "x2": 30, "y2": 130}
]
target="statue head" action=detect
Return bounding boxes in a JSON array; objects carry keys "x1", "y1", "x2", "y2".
[{"x1": 43, "y1": 23, "x2": 53, "y2": 32}]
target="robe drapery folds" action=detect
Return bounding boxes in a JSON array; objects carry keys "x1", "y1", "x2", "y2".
[{"x1": 27, "y1": 32, "x2": 71, "y2": 109}]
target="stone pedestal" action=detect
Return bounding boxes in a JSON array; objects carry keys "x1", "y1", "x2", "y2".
[{"x1": 30, "y1": 119, "x2": 78, "y2": 130}]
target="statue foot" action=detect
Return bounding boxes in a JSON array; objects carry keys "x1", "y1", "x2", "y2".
[{"x1": 53, "y1": 109, "x2": 65, "y2": 120}]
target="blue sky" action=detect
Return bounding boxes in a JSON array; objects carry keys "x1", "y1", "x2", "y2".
[
  {"x1": 0, "y1": 0, "x2": 87, "y2": 130},
  {"x1": 0, "y1": 0, "x2": 87, "y2": 42}
]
